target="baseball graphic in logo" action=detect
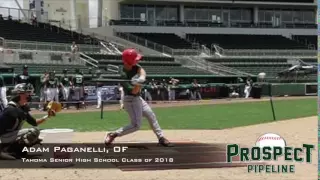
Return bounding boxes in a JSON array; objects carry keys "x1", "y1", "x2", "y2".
[{"x1": 255, "y1": 133, "x2": 286, "y2": 148}]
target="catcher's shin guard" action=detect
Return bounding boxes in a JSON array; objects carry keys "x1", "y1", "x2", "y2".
[
  {"x1": 0, "y1": 144, "x2": 16, "y2": 160},
  {"x1": 6, "y1": 142, "x2": 28, "y2": 159}
]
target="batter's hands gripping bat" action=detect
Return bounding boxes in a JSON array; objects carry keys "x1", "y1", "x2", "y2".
[
  {"x1": 131, "y1": 74, "x2": 144, "y2": 85},
  {"x1": 47, "y1": 101, "x2": 62, "y2": 117}
]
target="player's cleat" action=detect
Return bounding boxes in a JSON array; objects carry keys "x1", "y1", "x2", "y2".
[
  {"x1": 158, "y1": 137, "x2": 174, "y2": 147},
  {"x1": 104, "y1": 133, "x2": 117, "y2": 146},
  {"x1": 0, "y1": 151, "x2": 16, "y2": 160},
  {"x1": 0, "y1": 145, "x2": 16, "y2": 160}
]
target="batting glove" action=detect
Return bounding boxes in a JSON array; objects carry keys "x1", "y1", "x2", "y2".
[{"x1": 131, "y1": 77, "x2": 145, "y2": 85}]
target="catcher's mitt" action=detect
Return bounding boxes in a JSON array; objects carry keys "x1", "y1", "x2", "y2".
[{"x1": 47, "y1": 101, "x2": 62, "y2": 117}]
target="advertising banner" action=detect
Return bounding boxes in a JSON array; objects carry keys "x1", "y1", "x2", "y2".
[{"x1": 84, "y1": 86, "x2": 118, "y2": 101}]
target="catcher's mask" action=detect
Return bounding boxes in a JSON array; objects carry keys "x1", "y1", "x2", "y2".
[
  {"x1": 11, "y1": 83, "x2": 34, "y2": 103},
  {"x1": 122, "y1": 48, "x2": 142, "y2": 66}
]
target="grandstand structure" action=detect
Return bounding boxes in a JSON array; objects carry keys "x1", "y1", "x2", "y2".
[
  {"x1": 88, "y1": 0, "x2": 316, "y2": 82},
  {"x1": 0, "y1": 0, "x2": 317, "y2": 92}
]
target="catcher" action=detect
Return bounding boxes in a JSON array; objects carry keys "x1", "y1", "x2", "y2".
[{"x1": 0, "y1": 83, "x2": 61, "y2": 160}]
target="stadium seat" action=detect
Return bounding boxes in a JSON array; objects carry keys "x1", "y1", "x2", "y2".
[
  {"x1": 109, "y1": 19, "x2": 149, "y2": 26},
  {"x1": 0, "y1": 20, "x2": 98, "y2": 45},
  {"x1": 292, "y1": 35, "x2": 316, "y2": 47},
  {"x1": 5, "y1": 63, "x2": 88, "y2": 74},
  {"x1": 85, "y1": 53, "x2": 212, "y2": 75},
  {"x1": 186, "y1": 34, "x2": 308, "y2": 49},
  {"x1": 131, "y1": 33, "x2": 193, "y2": 49},
  {"x1": 300, "y1": 58, "x2": 317, "y2": 65},
  {"x1": 85, "y1": 53, "x2": 176, "y2": 62},
  {"x1": 206, "y1": 58, "x2": 293, "y2": 77}
]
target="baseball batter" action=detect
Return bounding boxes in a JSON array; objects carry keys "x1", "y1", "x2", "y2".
[
  {"x1": 45, "y1": 71, "x2": 59, "y2": 103},
  {"x1": 104, "y1": 49, "x2": 173, "y2": 147}
]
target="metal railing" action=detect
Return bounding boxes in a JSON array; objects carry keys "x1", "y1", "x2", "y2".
[
  {"x1": 100, "y1": 42, "x2": 114, "y2": 54},
  {"x1": 79, "y1": 57, "x2": 98, "y2": 68},
  {"x1": 78, "y1": 31, "x2": 127, "y2": 52},
  {"x1": 107, "y1": 42, "x2": 122, "y2": 54},
  {"x1": 100, "y1": 41, "x2": 122, "y2": 55},
  {"x1": 175, "y1": 56, "x2": 244, "y2": 76},
  {"x1": 222, "y1": 49, "x2": 317, "y2": 57},
  {"x1": 189, "y1": 56, "x2": 251, "y2": 76},
  {"x1": 175, "y1": 56, "x2": 219, "y2": 75},
  {"x1": 209, "y1": 62, "x2": 254, "y2": 76},
  {"x1": 113, "y1": 29, "x2": 201, "y2": 56},
  {"x1": 79, "y1": 52, "x2": 98, "y2": 67},
  {"x1": 2, "y1": 39, "x2": 100, "y2": 53},
  {"x1": 2, "y1": 50, "x2": 84, "y2": 65},
  {"x1": 0, "y1": 6, "x2": 49, "y2": 23}
]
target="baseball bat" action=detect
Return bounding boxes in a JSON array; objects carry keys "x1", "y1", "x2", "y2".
[{"x1": 268, "y1": 83, "x2": 276, "y2": 121}]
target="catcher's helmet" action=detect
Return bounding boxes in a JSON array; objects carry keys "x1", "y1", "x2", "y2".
[
  {"x1": 23, "y1": 65, "x2": 28, "y2": 69},
  {"x1": 122, "y1": 48, "x2": 142, "y2": 66},
  {"x1": 12, "y1": 83, "x2": 34, "y2": 94}
]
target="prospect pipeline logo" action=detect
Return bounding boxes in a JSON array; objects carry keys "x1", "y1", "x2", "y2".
[{"x1": 226, "y1": 133, "x2": 314, "y2": 173}]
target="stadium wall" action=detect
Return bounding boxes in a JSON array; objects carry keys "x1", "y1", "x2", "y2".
[
  {"x1": 110, "y1": 26, "x2": 316, "y2": 36},
  {"x1": 103, "y1": 0, "x2": 120, "y2": 22},
  {"x1": 22, "y1": 0, "x2": 90, "y2": 29}
]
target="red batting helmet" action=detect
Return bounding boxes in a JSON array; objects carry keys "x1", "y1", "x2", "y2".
[{"x1": 122, "y1": 48, "x2": 142, "y2": 66}]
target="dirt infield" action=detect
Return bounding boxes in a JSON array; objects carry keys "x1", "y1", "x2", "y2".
[{"x1": 0, "y1": 96, "x2": 317, "y2": 180}]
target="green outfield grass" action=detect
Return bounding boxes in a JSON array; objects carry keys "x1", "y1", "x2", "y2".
[{"x1": 29, "y1": 98, "x2": 316, "y2": 132}]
